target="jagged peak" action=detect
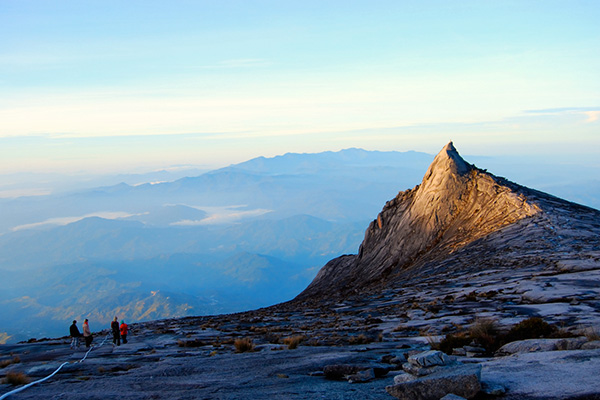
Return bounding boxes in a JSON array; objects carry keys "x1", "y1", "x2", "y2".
[
  {"x1": 297, "y1": 141, "x2": 545, "y2": 300},
  {"x1": 423, "y1": 141, "x2": 472, "y2": 180}
]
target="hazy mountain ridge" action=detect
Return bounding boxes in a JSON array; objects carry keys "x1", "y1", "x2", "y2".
[
  {"x1": 0, "y1": 214, "x2": 365, "y2": 271},
  {"x1": 0, "y1": 249, "x2": 309, "y2": 341},
  {"x1": 0, "y1": 149, "x2": 434, "y2": 235},
  {"x1": 0, "y1": 149, "x2": 431, "y2": 342}
]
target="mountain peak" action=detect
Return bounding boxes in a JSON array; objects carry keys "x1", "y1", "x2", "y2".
[
  {"x1": 422, "y1": 141, "x2": 472, "y2": 184},
  {"x1": 297, "y1": 142, "x2": 543, "y2": 299}
]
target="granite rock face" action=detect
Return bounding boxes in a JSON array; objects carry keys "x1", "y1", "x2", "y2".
[{"x1": 298, "y1": 142, "x2": 541, "y2": 298}]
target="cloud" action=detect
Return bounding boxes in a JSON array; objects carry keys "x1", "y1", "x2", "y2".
[
  {"x1": 583, "y1": 111, "x2": 600, "y2": 123},
  {"x1": 524, "y1": 107, "x2": 600, "y2": 114},
  {"x1": 12, "y1": 211, "x2": 138, "y2": 231},
  {"x1": 0, "y1": 188, "x2": 52, "y2": 199},
  {"x1": 524, "y1": 107, "x2": 600, "y2": 123},
  {"x1": 171, "y1": 207, "x2": 272, "y2": 226},
  {"x1": 192, "y1": 58, "x2": 271, "y2": 70}
]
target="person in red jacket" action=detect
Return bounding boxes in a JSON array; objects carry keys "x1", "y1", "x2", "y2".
[{"x1": 120, "y1": 320, "x2": 128, "y2": 344}]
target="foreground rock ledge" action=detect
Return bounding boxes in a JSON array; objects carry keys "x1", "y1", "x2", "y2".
[{"x1": 386, "y1": 363, "x2": 482, "y2": 400}]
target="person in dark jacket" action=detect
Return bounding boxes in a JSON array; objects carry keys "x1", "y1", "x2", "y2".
[
  {"x1": 70, "y1": 320, "x2": 81, "y2": 349},
  {"x1": 111, "y1": 316, "x2": 121, "y2": 346}
]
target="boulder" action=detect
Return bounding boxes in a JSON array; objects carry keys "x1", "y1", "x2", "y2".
[
  {"x1": 497, "y1": 338, "x2": 586, "y2": 355},
  {"x1": 386, "y1": 363, "x2": 482, "y2": 400},
  {"x1": 555, "y1": 337, "x2": 587, "y2": 350},
  {"x1": 408, "y1": 350, "x2": 451, "y2": 368},
  {"x1": 402, "y1": 362, "x2": 446, "y2": 377}
]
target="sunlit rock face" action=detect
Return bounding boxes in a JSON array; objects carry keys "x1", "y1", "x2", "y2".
[{"x1": 298, "y1": 141, "x2": 595, "y2": 299}]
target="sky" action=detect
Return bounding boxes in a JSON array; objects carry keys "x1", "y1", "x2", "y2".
[{"x1": 1, "y1": 0, "x2": 599, "y2": 175}]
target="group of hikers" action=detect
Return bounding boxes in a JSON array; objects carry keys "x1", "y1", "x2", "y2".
[{"x1": 69, "y1": 317, "x2": 129, "y2": 349}]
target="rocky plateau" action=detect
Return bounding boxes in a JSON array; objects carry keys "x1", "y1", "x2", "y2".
[{"x1": 1, "y1": 142, "x2": 599, "y2": 400}]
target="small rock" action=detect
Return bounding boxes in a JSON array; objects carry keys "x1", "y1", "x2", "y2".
[
  {"x1": 323, "y1": 364, "x2": 363, "y2": 380},
  {"x1": 440, "y1": 394, "x2": 467, "y2": 400},
  {"x1": 452, "y1": 348, "x2": 466, "y2": 356},
  {"x1": 555, "y1": 337, "x2": 587, "y2": 350},
  {"x1": 581, "y1": 340, "x2": 600, "y2": 350},
  {"x1": 463, "y1": 345, "x2": 485, "y2": 353},
  {"x1": 381, "y1": 354, "x2": 395, "y2": 364},
  {"x1": 466, "y1": 351, "x2": 485, "y2": 358},
  {"x1": 373, "y1": 366, "x2": 390, "y2": 377},
  {"x1": 402, "y1": 362, "x2": 445, "y2": 377},
  {"x1": 348, "y1": 368, "x2": 375, "y2": 383},
  {"x1": 482, "y1": 381, "x2": 506, "y2": 396},
  {"x1": 390, "y1": 355, "x2": 406, "y2": 364},
  {"x1": 308, "y1": 371, "x2": 324, "y2": 377},
  {"x1": 394, "y1": 373, "x2": 416, "y2": 384}
]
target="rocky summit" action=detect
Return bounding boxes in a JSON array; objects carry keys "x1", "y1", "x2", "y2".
[{"x1": 1, "y1": 142, "x2": 600, "y2": 400}]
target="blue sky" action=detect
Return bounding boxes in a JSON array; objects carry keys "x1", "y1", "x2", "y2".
[{"x1": 1, "y1": 0, "x2": 599, "y2": 174}]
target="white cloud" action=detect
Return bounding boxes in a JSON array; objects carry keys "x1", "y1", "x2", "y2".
[
  {"x1": 192, "y1": 58, "x2": 271, "y2": 69},
  {"x1": 0, "y1": 188, "x2": 52, "y2": 199},
  {"x1": 171, "y1": 207, "x2": 272, "y2": 226},
  {"x1": 11, "y1": 211, "x2": 137, "y2": 231},
  {"x1": 583, "y1": 111, "x2": 600, "y2": 123},
  {"x1": 524, "y1": 107, "x2": 600, "y2": 123}
]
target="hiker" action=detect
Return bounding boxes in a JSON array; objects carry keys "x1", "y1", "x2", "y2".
[
  {"x1": 111, "y1": 316, "x2": 121, "y2": 346},
  {"x1": 70, "y1": 320, "x2": 81, "y2": 349},
  {"x1": 120, "y1": 320, "x2": 128, "y2": 344},
  {"x1": 82, "y1": 318, "x2": 93, "y2": 348}
]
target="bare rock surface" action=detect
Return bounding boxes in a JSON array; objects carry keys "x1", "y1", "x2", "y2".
[
  {"x1": 496, "y1": 337, "x2": 588, "y2": 355},
  {"x1": 0, "y1": 323, "x2": 409, "y2": 400},
  {"x1": 481, "y1": 349, "x2": 600, "y2": 400},
  {"x1": 386, "y1": 363, "x2": 481, "y2": 400}
]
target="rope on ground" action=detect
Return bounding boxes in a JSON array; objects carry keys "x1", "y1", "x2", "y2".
[{"x1": 0, "y1": 333, "x2": 112, "y2": 400}]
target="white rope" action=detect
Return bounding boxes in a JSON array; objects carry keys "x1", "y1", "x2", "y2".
[
  {"x1": 0, "y1": 362, "x2": 70, "y2": 400},
  {"x1": 0, "y1": 333, "x2": 111, "y2": 400}
]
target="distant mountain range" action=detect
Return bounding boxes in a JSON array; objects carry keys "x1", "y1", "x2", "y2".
[{"x1": 0, "y1": 148, "x2": 433, "y2": 343}]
